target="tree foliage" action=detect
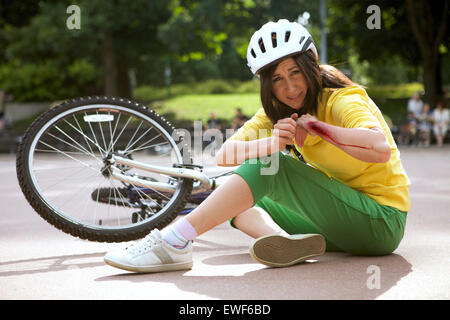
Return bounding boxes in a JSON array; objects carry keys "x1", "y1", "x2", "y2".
[
  {"x1": 0, "y1": 0, "x2": 448, "y2": 102},
  {"x1": 328, "y1": 0, "x2": 449, "y2": 104}
]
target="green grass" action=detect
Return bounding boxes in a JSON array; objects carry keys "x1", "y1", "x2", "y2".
[{"x1": 154, "y1": 93, "x2": 261, "y2": 123}]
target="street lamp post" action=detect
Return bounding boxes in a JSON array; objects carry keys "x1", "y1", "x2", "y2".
[{"x1": 320, "y1": 0, "x2": 327, "y2": 64}]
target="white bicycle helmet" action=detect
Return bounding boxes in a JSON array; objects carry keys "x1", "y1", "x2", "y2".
[{"x1": 247, "y1": 19, "x2": 318, "y2": 75}]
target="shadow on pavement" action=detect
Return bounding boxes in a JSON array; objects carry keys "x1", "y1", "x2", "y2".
[
  {"x1": 0, "y1": 252, "x2": 105, "y2": 277},
  {"x1": 95, "y1": 251, "x2": 412, "y2": 300}
]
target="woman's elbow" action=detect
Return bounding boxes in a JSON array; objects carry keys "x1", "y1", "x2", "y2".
[
  {"x1": 373, "y1": 141, "x2": 391, "y2": 163},
  {"x1": 377, "y1": 149, "x2": 391, "y2": 163},
  {"x1": 371, "y1": 131, "x2": 391, "y2": 163}
]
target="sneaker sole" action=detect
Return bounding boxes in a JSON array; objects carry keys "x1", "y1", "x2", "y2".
[
  {"x1": 249, "y1": 234, "x2": 326, "y2": 268},
  {"x1": 104, "y1": 257, "x2": 193, "y2": 273}
]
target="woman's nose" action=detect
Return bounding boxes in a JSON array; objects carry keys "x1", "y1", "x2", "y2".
[{"x1": 286, "y1": 79, "x2": 297, "y2": 94}]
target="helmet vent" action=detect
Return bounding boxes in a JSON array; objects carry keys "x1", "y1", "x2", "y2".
[
  {"x1": 258, "y1": 38, "x2": 266, "y2": 53},
  {"x1": 299, "y1": 35, "x2": 305, "y2": 45},
  {"x1": 285, "y1": 31, "x2": 291, "y2": 42},
  {"x1": 250, "y1": 48, "x2": 256, "y2": 58},
  {"x1": 271, "y1": 32, "x2": 277, "y2": 48}
]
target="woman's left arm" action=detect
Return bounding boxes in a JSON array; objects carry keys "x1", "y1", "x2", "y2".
[{"x1": 297, "y1": 114, "x2": 391, "y2": 163}]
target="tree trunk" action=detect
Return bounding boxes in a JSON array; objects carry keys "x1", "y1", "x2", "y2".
[
  {"x1": 117, "y1": 62, "x2": 132, "y2": 99},
  {"x1": 102, "y1": 30, "x2": 118, "y2": 96},
  {"x1": 406, "y1": 0, "x2": 448, "y2": 106},
  {"x1": 422, "y1": 52, "x2": 439, "y2": 106}
]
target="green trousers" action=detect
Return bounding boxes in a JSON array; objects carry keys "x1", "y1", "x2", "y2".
[{"x1": 232, "y1": 152, "x2": 407, "y2": 255}]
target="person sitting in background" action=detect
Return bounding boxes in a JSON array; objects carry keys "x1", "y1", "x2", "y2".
[
  {"x1": 231, "y1": 108, "x2": 249, "y2": 132},
  {"x1": 417, "y1": 103, "x2": 433, "y2": 147},
  {"x1": 407, "y1": 92, "x2": 423, "y2": 118},
  {"x1": 205, "y1": 111, "x2": 222, "y2": 131},
  {"x1": 399, "y1": 111, "x2": 418, "y2": 146},
  {"x1": 432, "y1": 101, "x2": 449, "y2": 147},
  {"x1": 204, "y1": 111, "x2": 223, "y2": 152},
  {"x1": 398, "y1": 92, "x2": 423, "y2": 146}
]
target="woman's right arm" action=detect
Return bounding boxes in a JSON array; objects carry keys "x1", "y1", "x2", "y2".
[
  {"x1": 216, "y1": 137, "x2": 274, "y2": 167},
  {"x1": 216, "y1": 114, "x2": 298, "y2": 167}
]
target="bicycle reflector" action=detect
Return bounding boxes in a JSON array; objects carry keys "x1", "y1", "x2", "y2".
[{"x1": 83, "y1": 114, "x2": 114, "y2": 122}]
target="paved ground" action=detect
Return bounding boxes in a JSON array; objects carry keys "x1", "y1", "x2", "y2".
[{"x1": 0, "y1": 146, "x2": 449, "y2": 300}]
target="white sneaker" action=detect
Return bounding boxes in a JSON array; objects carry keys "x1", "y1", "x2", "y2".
[{"x1": 104, "y1": 229, "x2": 193, "y2": 273}]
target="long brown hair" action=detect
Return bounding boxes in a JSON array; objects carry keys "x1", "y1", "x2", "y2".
[{"x1": 259, "y1": 50, "x2": 355, "y2": 124}]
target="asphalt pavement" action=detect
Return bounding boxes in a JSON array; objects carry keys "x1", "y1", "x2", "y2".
[{"x1": 0, "y1": 146, "x2": 449, "y2": 300}]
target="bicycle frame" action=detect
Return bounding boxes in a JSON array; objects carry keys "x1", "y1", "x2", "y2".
[{"x1": 109, "y1": 155, "x2": 216, "y2": 193}]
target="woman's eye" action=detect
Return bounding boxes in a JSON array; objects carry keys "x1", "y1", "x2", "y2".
[
  {"x1": 272, "y1": 77, "x2": 281, "y2": 83},
  {"x1": 291, "y1": 70, "x2": 300, "y2": 75}
]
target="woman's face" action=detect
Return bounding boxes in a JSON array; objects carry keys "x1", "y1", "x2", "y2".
[{"x1": 271, "y1": 57, "x2": 308, "y2": 110}]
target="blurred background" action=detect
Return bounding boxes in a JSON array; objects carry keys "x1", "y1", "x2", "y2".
[{"x1": 0, "y1": 0, "x2": 449, "y2": 152}]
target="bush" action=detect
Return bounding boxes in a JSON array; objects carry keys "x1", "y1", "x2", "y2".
[
  {"x1": 200, "y1": 80, "x2": 235, "y2": 94},
  {"x1": 235, "y1": 80, "x2": 260, "y2": 93},
  {"x1": 133, "y1": 86, "x2": 168, "y2": 102},
  {"x1": 0, "y1": 58, "x2": 100, "y2": 102},
  {"x1": 366, "y1": 82, "x2": 424, "y2": 99}
]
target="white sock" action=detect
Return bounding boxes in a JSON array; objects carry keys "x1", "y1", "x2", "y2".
[{"x1": 161, "y1": 218, "x2": 198, "y2": 249}]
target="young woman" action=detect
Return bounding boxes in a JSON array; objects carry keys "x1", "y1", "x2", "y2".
[{"x1": 104, "y1": 19, "x2": 410, "y2": 273}]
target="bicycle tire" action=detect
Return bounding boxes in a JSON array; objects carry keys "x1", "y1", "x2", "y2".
[{"x1": 16, "y1": 96, "x2": 193, "y2": 242}]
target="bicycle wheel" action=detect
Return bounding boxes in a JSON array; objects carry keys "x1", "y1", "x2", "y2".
[{"x1": 16, "y1": 96, "x2": 193, "y2": 242}]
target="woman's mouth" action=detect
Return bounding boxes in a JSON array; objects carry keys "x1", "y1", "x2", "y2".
[
  {"x1": 287, "y1": 92, "x2": 302, "y2": 101},
  {"x1": 285, "y1": 92, "x2": 304, "y2": 109}
]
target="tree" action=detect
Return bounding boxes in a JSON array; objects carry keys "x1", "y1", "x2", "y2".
[
  {"x1": 328, "y1": 0, "x2": 449, "y2": 105},
  {"x1": 1, "y1": 0, "x2": 172, "y2": 99},
  {"x1": 406, "y1": 0, "x2": 448, "y2": 105},
  {"x1": 74, "y1": 0, "x2": 172, "y2": 97}
]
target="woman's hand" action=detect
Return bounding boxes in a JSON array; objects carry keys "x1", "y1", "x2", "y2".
[
  {"x1": 294, "y1": 113, "x2": 319, "y2": 147},
  {"x1": 296, "y1": 114, "x2": 319, "y2": 135},
  {"x1": 270, "y1": 114, "x2": 299, "y2": 152}
]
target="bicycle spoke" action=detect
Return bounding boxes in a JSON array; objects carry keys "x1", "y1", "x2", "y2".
[
  {"x1": 37, "y1": 140, "x2": 99, "y2": 174},
  {"x1": 109, "y1": 181, "x2": 134, "y2": 208},
  {"x1": 65, "y1": 116, "x2": 102, "y2": 159},
  {"x1": 35, "y1": 148, "x2": 96, "y2": 157},
  {"x1": 106, "y1": 112, "x2": 121, "y2": 154},
  {"x1": 126, "y1": 180, "x2": 164, "y2": 210},
  {"x1": 85, "y1": 112, "x2": 106, "y2": 157},
  {"x1": 79, "y1": 172, "x2": 103, "y2": 223},
  {"x1": 51, "y1": 173, "x2": 100, "y2": 213},
  {"x1": 49, "y1": 126, "x2": 101, "y2": 162},
  {"x1": 110, "y1": 184, "x2": 122, "y2": 226},
  {"x1": 109, "y1": 114, "x2": 132, "y2": 152},
  {"x1": 37, "y1": 166, "x2": 96, "y2": 193},
  {"x1": 124, "y1": 119, "x2": 144, "y2": 152},
  {"x1": 124, "y1": 133, "x2": 163, "y2": 154},
  {"x1": 72, "y1": 115, "x2": 96, "y2": 156},
  {"x1": 123, "y1": 126, "x2": 153, "y2": 154},
  {"x1": 96, "y1": 111, "x2": 109, "y2": 156}
]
